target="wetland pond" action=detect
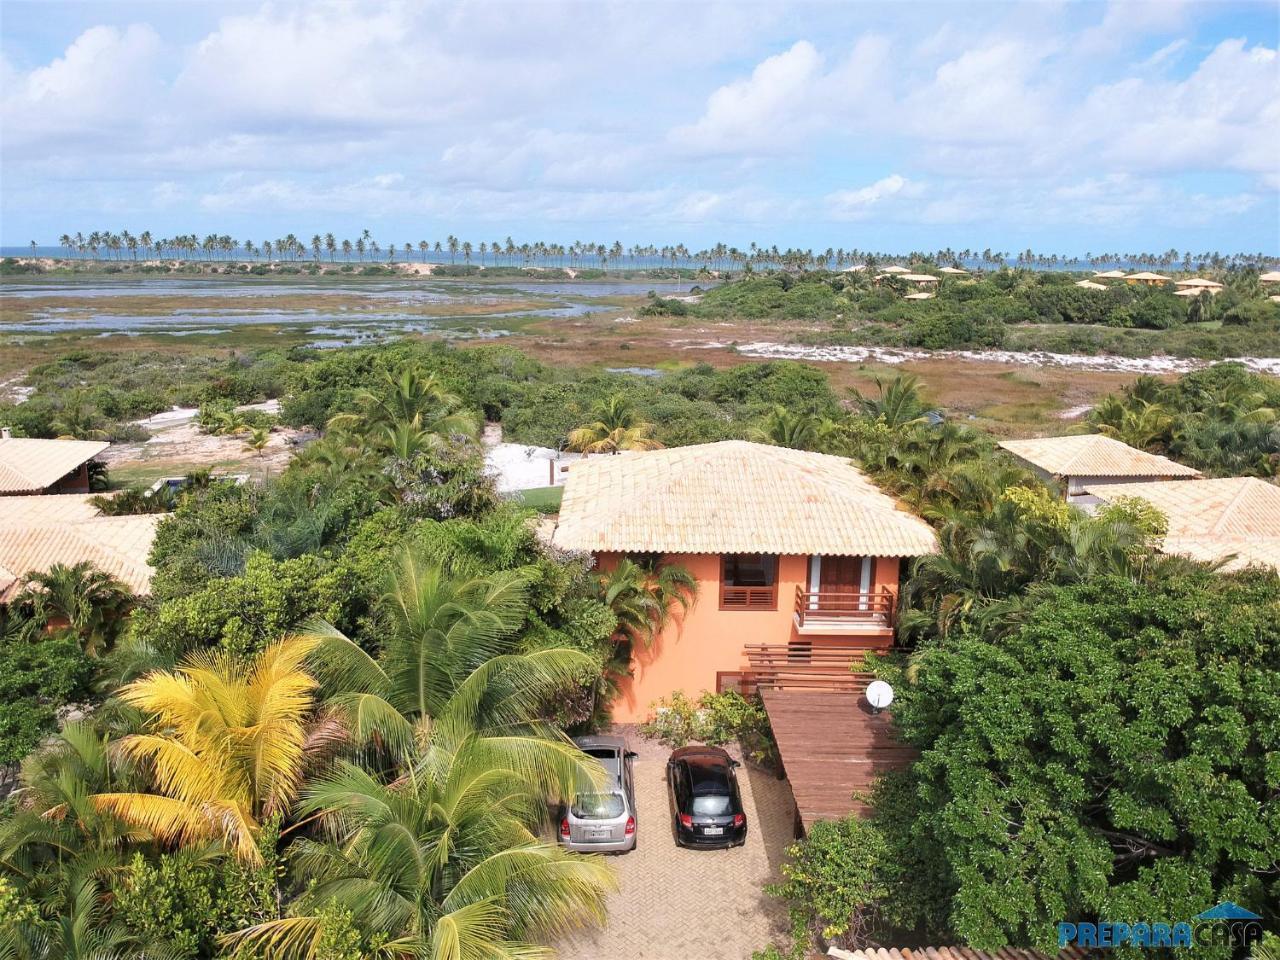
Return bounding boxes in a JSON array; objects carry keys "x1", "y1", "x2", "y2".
[{"x1": 0, "y1": 276, "x2": 702, "y2": 346}]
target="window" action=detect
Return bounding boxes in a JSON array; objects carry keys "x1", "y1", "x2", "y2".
[
  {"x1": 572, "y1": 792, "x2": 626, "y2": 820},
  {"x1": 720, "y1": 554, "x2": 778, "y2": 610}
]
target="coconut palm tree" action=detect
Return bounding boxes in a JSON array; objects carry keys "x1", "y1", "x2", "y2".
[
  {"x1": 566, "y1": 395, "x2": 662, "y2": 454},
  {"x1": 597, "y1": 557, "x2": 696, "y2": 651},
  {"x1": 243, "y1": 426, "x2": 271, "y2": 457},
  {"x1": 0, "y1": 723, "x2": 146, "y2": 913},
  {"x1": 15, "y1": 562, "x2": 134, "y2": 657},
  {"x1": 752, "y1": 405, "x2": 836, "y2": 450},
  {"x1": 850, "y1": 374, "x2": 930, "y2": 427},
  {"x1": 92, "y1": 637, "x2": 323, "y2": 864},
  {"x1": 328, "y1": 369, "x2": 480, "y2": 445},
  {"x1": 49, "y1": 390, "x2": 108, "y2": 441},
  {"x1": 300, "y1": 557, "x2": 597, "y2": 785},
  {"x1": 225, "y1": 745, "x2": 614, "y2": 960}
]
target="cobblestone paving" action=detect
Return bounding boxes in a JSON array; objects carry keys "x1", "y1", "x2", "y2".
[{"x1": 554, "y1": 755, "x2": 796, "y2": 960}]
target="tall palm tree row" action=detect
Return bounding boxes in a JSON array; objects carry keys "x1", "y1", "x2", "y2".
[{"x1": 41, "y1": 228, "x2": 1277, "y2": 273}]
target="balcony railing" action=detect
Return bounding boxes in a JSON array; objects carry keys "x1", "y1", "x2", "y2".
[
  {"x1": 720, "y1": 585, "x2": 777, "y2": 610},
  {"x1": 742, "y1": 643, "x2": 877, "y2": 693},
  {"x1": 793, "y1": 586, "x2": 896, "y2": 629}
]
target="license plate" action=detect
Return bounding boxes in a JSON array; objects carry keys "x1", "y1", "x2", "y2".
[
  {"x1": 586, "y1": 830, "x2": 610, "y2": 841},
  {"x1": 703, "y1": 826, "x2": 724, "y2": 835}
]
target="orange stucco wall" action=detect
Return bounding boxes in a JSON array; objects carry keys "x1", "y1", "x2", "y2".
[{"x1": 601, "y1": 552, "x2": 901, "y2": 722}]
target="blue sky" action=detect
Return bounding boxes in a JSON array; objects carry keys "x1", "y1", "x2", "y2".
[{"x1": 2, "y1": 0, "x2": 1278, "y2": 254}]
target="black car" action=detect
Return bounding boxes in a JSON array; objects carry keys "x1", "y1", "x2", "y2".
[{"x1": 666, "y1": 745, "x2": 747, "y2": 848}]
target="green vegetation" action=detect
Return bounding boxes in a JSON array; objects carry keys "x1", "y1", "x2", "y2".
[
  {"x1": 1088, "y1": 363, "x2": 1279, "y2": 476},
  {"x1": 1, "y1": 328, "x2": 1276, "y2": 958},
  {"x1": 759, "y1": 372, "x2": 1279, "y2": 957},
  {"x1": 693, "y1": 270, "x2": 1279, "y2": 356}
]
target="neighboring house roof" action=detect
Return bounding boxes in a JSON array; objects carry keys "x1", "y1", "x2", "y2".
[
  {"x1": 1174, "y1": 277, "x2": 1223, "y2": 288},
  {"x1": 898, "y1": 273, "x2": 940, "y2": 282},
  {"x1": 1074, "y1": 280, "x2": 1108, "y2": 290},
  {"x1": 938, "y1": 266, "x2": 969, "y2": 274},
  {"x1": 837, "y1": 948, "x2": 1096, "y2": 960},
  {"x1": 0, "y1": 438, "x2": 110, "y2": 494},
  {"x1": 1125, "y1": 271, "x2": 1172, "y2": 281},
  {"x1": 0, "y1": 493, "x2": 104, "y2": 525},
  {"x1": 904, "y1": 292, "x2": 934, "y2": 300},
  {"x1": 879, "y1": 265, "x2": 909, "y2": 273},
  {"x1": 0, "y1": 502, "x2": 162, "y2": 602},
  {"x1": 1085, "y1": 477, "x2": 1280, "y2": 573},
  {"x1": 1092, "y1": 270, "x2": 1128, "y2": 279},
  {"x1": 998, "y1": 434, "x2": 1201, "y2": 479},
  {"x1": 552, "y1": 440, "x2": 939, "y2": 557},
  {"x1": 1259, "y1": 271, "x2": 1280, "y2": 283}
]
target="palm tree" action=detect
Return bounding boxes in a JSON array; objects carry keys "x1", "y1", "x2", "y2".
[
  {"x1": 566, "y1": 395, "x2": 663, "y2": 454},
  {"x1": 243, "y1": 426, "x2": 270, "y2": 457},
  {"x1": 327, "y1": 369, "x2": 479, "y2": 441},
  {"x1": 225, "y1": 746, "x2": 614, "y2": 960},
  {"x1": 0, "y1": 876, "x2": 139, "y2": 959},
  {"x1": 752, "y1": 405, "x2": 835, "y2": 450},
  {"x1": 851, "y1": 374, "x2": 930, "y2": 427},
  {"x1": 49, "y1": 390, "x2": 108, "y2": 441},
  {"x1": 300, "y1": 557, "x2": 597, "y2": 781},
  {"x1": 15, "y1": 562, "x2": 134, "y2": 657},
  {"x1": 92, "y1": 637, "x2": 322, "y2": 864},
  {"x1": 597, "y1": 558, "x2": 696, "y2": 651},
  {"x1": 0, "y1": 723, "x2": 146, "y2": 913}
]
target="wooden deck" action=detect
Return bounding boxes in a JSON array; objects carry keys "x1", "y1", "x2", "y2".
[{"x1": 760, "y1": 688, "x2": 916, "y2": 829}]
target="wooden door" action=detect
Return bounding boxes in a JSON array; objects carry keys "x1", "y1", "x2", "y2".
[{"x1": 820, "y1": 556, "x2": 860, "y2": 596}]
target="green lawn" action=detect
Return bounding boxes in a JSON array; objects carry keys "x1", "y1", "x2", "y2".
[{"x1": 513, "y1": 485, "x2": 563, "y2": 513}]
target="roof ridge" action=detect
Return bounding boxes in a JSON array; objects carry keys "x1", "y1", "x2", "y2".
[{"x1": 1208, "y1": 476, "x2": 1263, "y2": 536}]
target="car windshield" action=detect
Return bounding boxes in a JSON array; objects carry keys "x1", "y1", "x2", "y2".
[
  {"x1": 691, "y1": 794, "x2": 732, "y2": 816},
  {"x1": 572, "y1": 792, "x2": 625, "y2": 820}
]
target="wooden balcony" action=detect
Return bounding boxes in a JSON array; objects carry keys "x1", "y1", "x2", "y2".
[
  {"x1": 793, "y1": 586, "x2": 895, "y2": 635},
  {"x1": 742, "y1": 642, "x2": 879, "y2": 694},
  {"x1": 720, "y1": 584, "x2": 777, "y2": 610}
]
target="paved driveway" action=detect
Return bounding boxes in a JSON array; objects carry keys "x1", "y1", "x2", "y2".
[{"x1": 555, "y1": 743, "x2": 796, "y2": 960}]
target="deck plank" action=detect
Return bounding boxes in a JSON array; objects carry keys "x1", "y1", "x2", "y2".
[{"x1": 760, "y1": 689, "x2": 916, "y2": 829}]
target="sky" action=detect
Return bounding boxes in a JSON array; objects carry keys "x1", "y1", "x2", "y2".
[{"x1": 1, "y1": 0, "x2": 1278, "y2": 255}]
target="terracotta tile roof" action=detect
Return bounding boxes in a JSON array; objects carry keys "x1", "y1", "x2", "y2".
[
  {"x1": 1173, "y1": 277, "x2": 1223, "y2": 288},
  {"x1": 838, "y1": 948, "x2": 1096, "y2": 960},
  {"x1": 998, "y1": 435, "x2": 1201, "y2": 479},
  {"x1": 0, "y1": 494, "x2": 104, "y2": 525},
  {"x1": 0, "y1": 508, "x2": 162, "y2": 602},
  {"x1": 0, "y1": 438, "x2": 110, "y2": 494},
  {"x1": 1086, "y1": 477, "x2": 1280, "y2": 573},
  {"x1": 552, "y1": 440, "x2": 939, "y2": 557},
  {"x1": 1126, "y1": 271, "x2": 1172, "y2": 281}
]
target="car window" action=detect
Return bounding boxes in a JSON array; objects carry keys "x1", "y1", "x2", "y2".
[
  {"x1": 583, "y1": 748, "x2": 618, "y2": 760},
  {"x1": 691, "y1": 794, "x2": 732, "y2": 816},
  {"x1": 572, "y1": 792, "x2": 625, "y2": 820}
]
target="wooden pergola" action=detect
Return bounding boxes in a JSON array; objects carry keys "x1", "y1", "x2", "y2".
[{"x1": 760, "y1": 688, "x2": 916, "y2": 830}]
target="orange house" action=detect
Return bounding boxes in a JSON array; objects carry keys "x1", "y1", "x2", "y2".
[{"x1": 552, "y1": 441, "x2": 939, "y2": 722}]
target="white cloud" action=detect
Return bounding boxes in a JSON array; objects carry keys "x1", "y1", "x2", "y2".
[
  {"x1": 1, "y1": 24, "x2": 162, "y2": 148},
  {"x1": 668, "y1": 41, "x2": 825, "y2": 155},
  {"x1": 826, "y1": 175, "x2": 924, "y2": 220}
]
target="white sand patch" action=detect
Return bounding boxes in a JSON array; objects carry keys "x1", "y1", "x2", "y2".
[
  {"x1": 484, "y1": 442, "x2": 581, "y2": 492},
  {"x1": 722, "y1": 342, "x2": 1280, "y2": 376},
  {"x1": 1058, "y1": 404, "x2": 1094, "y2": 420}
]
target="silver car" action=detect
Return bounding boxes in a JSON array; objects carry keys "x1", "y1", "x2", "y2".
[{"x1": 558, "y1": 735, "x2": 638, "y2": 853}]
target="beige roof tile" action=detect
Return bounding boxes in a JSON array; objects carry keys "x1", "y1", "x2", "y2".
[
  {"x1": 552, "y1": 440, "x2": 938, "y2": 557},
  {"x1": 1086, "y1": 477, "x2": 1280, "y2": 572},
  {"x1": 0, "y1": 494, "x2": 104, "y2": 525},
  {"x1": 0, "y1": 513, "x2": 162, "y2": 602},
  {"x1": 0, "y1": 438, "x2": 110, "y2": 494},
  {"x1": 998, "y1": 434, "x2": 1201, "y2": 479}
]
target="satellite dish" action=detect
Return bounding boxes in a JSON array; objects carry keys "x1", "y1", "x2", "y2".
[{"x1": 866, "y1": 680, "x2": 894, "y2": 712}]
